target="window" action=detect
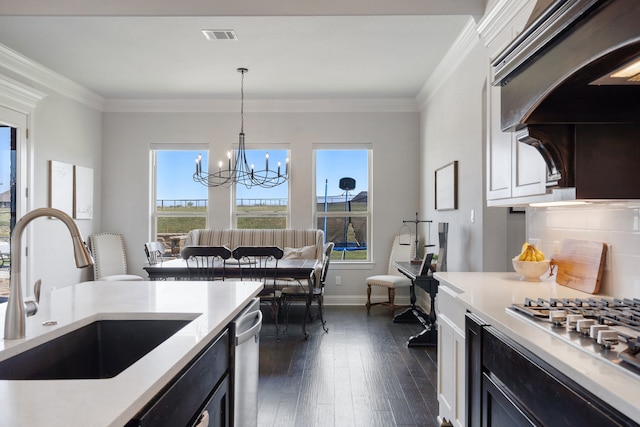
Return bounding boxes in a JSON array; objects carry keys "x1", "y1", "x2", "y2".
[
  {"x1": 152, "y1": 149, "x2": 208, "y2": 255},
  {"x1": 315, "y1": 149, "x2": 370, "y2": 262},
  {"x1": 234, "y1": 149, "x2": 289, "y2": 229}
]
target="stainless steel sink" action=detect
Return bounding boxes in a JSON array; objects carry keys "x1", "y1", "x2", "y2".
[{"x1": 0, "y1": 319, "x2": 192, "y2": 380}]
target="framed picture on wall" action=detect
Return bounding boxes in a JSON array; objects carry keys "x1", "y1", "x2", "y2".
[
  {"x1": 74, "y1": 165, "x2": 94, "y2": 219},
  {"x1": 49, "y1": 160, "x2": 73, "y2": 215},
  {"x1": 435, "y1": 161, "x2": 458, "y2": 211}
]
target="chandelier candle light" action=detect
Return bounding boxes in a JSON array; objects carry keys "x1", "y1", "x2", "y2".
[{"x1": 193, "y1": 67, "x2": 289, "y2": 188}]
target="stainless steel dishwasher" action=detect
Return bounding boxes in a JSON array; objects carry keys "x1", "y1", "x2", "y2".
[{"x1": 231, "y1": 297, "x2": 262, "y2": 427}]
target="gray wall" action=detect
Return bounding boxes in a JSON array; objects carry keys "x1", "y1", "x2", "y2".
[
  {"x1": 0, "y1": 79, "x2": 102, "y2": 294},
  {"x1": 30, "y1": 95, "x2": 102, "y2": 291},
  {"x1": 419, "y1": 26, "x2": 512, "y2": 275}
]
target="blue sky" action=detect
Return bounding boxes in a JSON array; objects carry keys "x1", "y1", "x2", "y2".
[
  {"x1": 157, "y1": 149, "x2": 368, "y2": 201},
  {"x1": 2, "y1": 142, "x2": 368, "y2": 200},
  {"x1": 156, "y1": 150, "x2": 208, "y2": 200},
  {"x1": 315, "y1": 150, "x2": 368, "y2": 199}
]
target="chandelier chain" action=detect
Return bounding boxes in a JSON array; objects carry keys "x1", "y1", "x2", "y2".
[{"x1": 240, "y1": 68, "x2": 244, "y2": 134}]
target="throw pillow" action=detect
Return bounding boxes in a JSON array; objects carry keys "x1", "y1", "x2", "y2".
[
  {"x1": 283, "y1": 247, "x2": 302, "y2": 259},
  {"x1": 283, "y1": 245, "x2": 317, "y2": 259}
]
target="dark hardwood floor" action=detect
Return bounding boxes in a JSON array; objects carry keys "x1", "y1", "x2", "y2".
[{"x1": 257, "y1": 305, "x2": 439, "y2": 427}]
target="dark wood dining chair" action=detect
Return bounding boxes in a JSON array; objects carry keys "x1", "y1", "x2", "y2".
[
  {"x1": 181, "y1": 245, "x2": 232, "y2": 281},
  {"x1": 144, "y1": 241, "x2": 168, "y2": 265},
  {"x1": 280, "y1": 242, "x2": 333, "y2": 335},
  {"x1": 232, "y1": 246, "x2": 284, "y2": 338}
]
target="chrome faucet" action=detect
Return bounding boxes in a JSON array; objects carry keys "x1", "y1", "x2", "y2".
[{"x1": 4, "y1": 207, "x2": 93, "y2": 340}]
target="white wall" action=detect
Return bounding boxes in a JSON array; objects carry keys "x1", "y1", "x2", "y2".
[{"x1": 102, "y1": 109, "x2": 421, "y2": 305}]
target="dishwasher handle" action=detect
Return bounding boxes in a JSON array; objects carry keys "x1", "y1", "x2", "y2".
[{"x1": 236, "y1": 310, "x2": 262, "y2": 346}]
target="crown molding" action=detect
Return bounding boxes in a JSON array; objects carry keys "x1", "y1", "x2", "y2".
[
  {"x1": 0, "y1": 74, "x2": 47, "y2": 113},
  {"x1": 416, "y1": 17, "x2": 480, "y2": 108},
  {"x1": 0, "y1": 44, "x2": 104, "y2": 111},
  {"x1": 103, "y1": 97, "x2": 419, "y2": 113},
  {"x1": 476, "y1": 0, "x2": 530, "y2": 47}
]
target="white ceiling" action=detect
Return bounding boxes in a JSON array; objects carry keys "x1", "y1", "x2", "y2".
[{"x1": 0, "y1": 0, "x2": 485, "y2": 100}]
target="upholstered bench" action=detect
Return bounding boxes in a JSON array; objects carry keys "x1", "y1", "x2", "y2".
[{"x1": 185, "y1": 229, "x2": 325, "y2": 264}]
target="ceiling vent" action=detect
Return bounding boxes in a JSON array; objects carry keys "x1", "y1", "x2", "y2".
[{"x1": 202, "y1": 29, "x2": 238, "y2": 41}]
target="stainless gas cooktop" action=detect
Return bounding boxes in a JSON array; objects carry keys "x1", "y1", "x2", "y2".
[{"x1": 509, "y1": 297, "x2": 640, "y2": 377}]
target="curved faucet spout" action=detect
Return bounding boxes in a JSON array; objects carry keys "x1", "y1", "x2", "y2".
[{"x1": 4, "y1": 207, "x2": 94, "y2": 340}]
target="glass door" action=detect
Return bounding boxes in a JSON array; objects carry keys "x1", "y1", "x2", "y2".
[
  {"x1": 0, "y1": 104, "x2": 28, "y2": 298},
  {"x1": 0, "y1": 125, "x2": 15, "y2": 299}
]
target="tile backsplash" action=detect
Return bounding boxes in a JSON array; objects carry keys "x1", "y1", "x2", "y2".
[{"x1": 528, "y1": 202, "x2": 640, "y2": 298}]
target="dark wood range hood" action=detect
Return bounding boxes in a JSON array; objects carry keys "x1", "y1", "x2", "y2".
[{"x1": 493, "y1": 0, "x2": 640, "y2": 200}]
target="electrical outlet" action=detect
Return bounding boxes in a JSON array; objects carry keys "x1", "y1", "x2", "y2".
[
  {"x1": 335, "y1": 276, "x2": 341, "y2": 286},
  {"x1": 605, "y1": 244, "x2": 612, "y2": 271},
  {"x1": 551, "y1": 241, "x2": 561, "y2": 255}
]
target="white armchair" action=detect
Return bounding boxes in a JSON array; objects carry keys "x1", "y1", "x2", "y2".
[{"x1": 88, "y1": 232, "x2": 143, "y2": 281}]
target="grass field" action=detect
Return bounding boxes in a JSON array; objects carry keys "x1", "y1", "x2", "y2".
[
  {"x1": 0, "y1": 207, "x2": 10, "y2": 241},
  {"x1": 156, "y1": 203, "x2": 369, "y2": 260},
  {"x1": 1, "y1": 208, "x2": 10, "y2": 269}
]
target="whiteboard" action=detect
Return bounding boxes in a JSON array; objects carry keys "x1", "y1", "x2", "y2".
[{"x1": 49, "y1": 160, "x2": 73, "y2": 215}]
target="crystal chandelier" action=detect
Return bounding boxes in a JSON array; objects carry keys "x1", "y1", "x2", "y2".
[{"x1": 193, "y1": 68, "x2": 289, "y2": 188}]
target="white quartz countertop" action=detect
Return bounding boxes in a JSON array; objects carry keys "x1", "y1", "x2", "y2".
[
  {"x1": 0, "y1": 280, "x2": 263, "y2": 427},
  {"x1": 433, "y1": 272, "x2": 639, "y2": 422}
]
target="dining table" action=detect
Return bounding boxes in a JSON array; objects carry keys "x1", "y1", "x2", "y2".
[{"x1": 143, "y1": 257, "x2": 320, "y2": 337}]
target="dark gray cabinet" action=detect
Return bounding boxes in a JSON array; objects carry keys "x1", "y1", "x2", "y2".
[
  {"x1": 465, "y1": 312, "x2": 484, "y2": 427},
  {"x1": 197, "y1": 375, "x2": 230, "y2": 427},
  {"x1": 127, "y1": 329, "x2": 230, "y2": 427},
  {"x1": 465, "y1": 314, "x2": 638, "y2": 427}
]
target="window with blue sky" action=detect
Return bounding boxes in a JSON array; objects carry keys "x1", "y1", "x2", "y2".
[
  {"x1": 234, "y1": 149, "x2": 289, "y2": 229},
  {"x1": 153, "y1": 147, "x2": 371, "y2": 261},
  {"x1": 315, "y1": 149, "x2": 370, "y2": 262},
  {"x1": 153, "y1": 149, "x2": 208, "y2": 253}
]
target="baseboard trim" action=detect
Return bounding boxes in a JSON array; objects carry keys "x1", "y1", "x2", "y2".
[{"x1": 323, "y1": 295, "x2": 430, "y2": 313}]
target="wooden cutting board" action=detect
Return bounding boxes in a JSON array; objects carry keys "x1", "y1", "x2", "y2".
[{"x1": 551, "y1": 239, "x2": 607, "y2": 294}]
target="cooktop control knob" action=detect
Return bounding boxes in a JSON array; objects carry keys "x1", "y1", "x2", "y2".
[
  {"x1": 589, "y1": 324, "x2": 609, "y2": 340},
  {"x1": 597, "y1": 330, "x2": 619, "y2": 348},
  {"x1": 576, "y1": 319, "x2": 595, "y2": 334},
  {"x1": 566, "y1": 314, "x2": 584, "y2": 331},
  {"x1": 549, "y1": 310, "x2": 566, "y2": 325}
]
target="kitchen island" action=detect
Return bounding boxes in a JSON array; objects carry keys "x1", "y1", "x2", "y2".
[
  {"x1": 0, "y1": 280, "x2": 263, "y2": 427},
  {"x1": 434, "y1": 272, "x2": 639, "y2": 426}
]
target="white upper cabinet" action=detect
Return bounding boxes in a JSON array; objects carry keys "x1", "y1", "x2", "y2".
[{"x1": 482, "y1": 0, "x2": 548, "y2": 206}]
